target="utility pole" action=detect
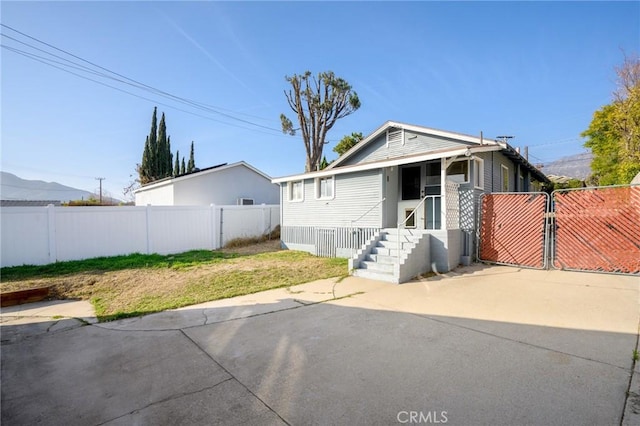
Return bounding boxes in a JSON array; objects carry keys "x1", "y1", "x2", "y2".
[{"x1": 95, "y1": 177, "x2": 105, "y2": 205}]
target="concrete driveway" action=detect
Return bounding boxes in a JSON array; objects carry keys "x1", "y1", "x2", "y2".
[{"x1": 2, "y1": 264, "x2": 639, "y2": 425}]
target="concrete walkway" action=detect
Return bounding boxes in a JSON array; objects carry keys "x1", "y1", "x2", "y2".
[{"x1": 1, "y1": 265, "x2": 639, "y2": 425}]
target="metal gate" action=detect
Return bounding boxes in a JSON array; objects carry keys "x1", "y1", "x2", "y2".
[
  {"x1": 477, "y1": 185, "x2": 640, "y2": 275},
  {"x1": 477, "y1": 192, "x2": 550, "y2": 269},
  {"x1": 552, "y1": 185, "x2": 640, "y2": 274}
]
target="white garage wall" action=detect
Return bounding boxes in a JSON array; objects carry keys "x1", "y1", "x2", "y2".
[{"x1": 1, "y1": 204, "x2": 280, "y2": 267}]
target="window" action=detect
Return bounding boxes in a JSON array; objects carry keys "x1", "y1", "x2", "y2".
[
  {"x1": 404, "y1": 209, "x2": 416, "y2": 228},
  {"x1": 474, "y1": 158, "x2": 484, "y2": 189},
  {"x1": 401, "y1": 166, "x2": 421, "y2": 200},
  {"x1": 501, "y1": 165, "x2": 509, "y2": 192},
  {"x1": 316, "y1": 176, "x2": 334, "y2": 199},
  {"x1": 289, "y1": 180, "x2": 304, "y2": 201},
  {"x1": 519, "y1": 174, "x2": 525, "y2": 192},
  {"x1": 425, "y1": 160, "x2": 441, "y2": 195},
  {"x1": 238, "y1": 198, "x2": 254, "y2": 205},
  {"x1": 447, "y1": 160, "x2": 469, "y2": 184}
]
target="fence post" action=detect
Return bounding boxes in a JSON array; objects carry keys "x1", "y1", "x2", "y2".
[
  {"x1": 210, "y1": 204, "x2": 216, "y2": 250},
  {"x1": 219, "y1": 207, "x2": 224, "y2": 248},
  {"x1": 47, "y1": 204, "x2": 57, "y2": 263},
  {"x1": 145, "y1": 205, "x2": 151, "y2": 254},
  {"x1": 261, "y1": 203, "x2": 267, "y2": 234}
]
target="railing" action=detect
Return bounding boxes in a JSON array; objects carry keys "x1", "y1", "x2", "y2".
[
  {"x1": 350, "y1": 197, "x2": 386, "y2": 227},
  {"x1": 349, "y1": 197, "x2": 385, "y2": 257},
  {"x1": 397, "y1": 195, "x2": 431, "y2": 262}
]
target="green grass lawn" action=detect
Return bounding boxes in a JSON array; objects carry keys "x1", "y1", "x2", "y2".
[{"x1": 1, "y1": 248, "x2": 348, "y2": 322}]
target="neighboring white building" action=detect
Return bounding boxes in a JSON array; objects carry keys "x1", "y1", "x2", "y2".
[{"x1": 135, "y1": 161, "x2": 279, "y2": 206}]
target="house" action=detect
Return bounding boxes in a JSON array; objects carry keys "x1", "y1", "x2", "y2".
[
  {"x1": 135, "y1": 161, "x2": 279, "y2": 206},
  {"x1": 272, "y1": 121, "x2": 550, "y2": 283}
]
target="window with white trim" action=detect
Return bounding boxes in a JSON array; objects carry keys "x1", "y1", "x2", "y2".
[
  {"x1": 447, "y1": 159, "x2": 469, "y2": 184},
  {"x1": 316, "y1": 176, "x2": 334, "y2": 199},
  {"x1": 289, "y1": 180, "x2": 304, "y2": 201},
  {"x1": 501, "y1": 165, "x2": 510, "y2": 192},
  {"x1": 474, "y1": 158, "x2": 485, "y2": 190}
]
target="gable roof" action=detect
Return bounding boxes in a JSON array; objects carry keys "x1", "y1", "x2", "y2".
[
  {"x1": 134, "y1": 161, "x2": 273, "y2": 193},
  {"x1": 273, "y1": 121, "x2": 549, "y2": 184},
  {"x1": 327, "y1": 120, "x2": 495, "y2": 170}
]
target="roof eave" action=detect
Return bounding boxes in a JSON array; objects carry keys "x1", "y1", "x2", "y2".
[{"x1": 272, "y1": 145, "x2": 501, "y2": 183}]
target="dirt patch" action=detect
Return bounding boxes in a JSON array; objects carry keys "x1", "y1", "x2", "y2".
[{"x1": 220, "y1": 239, "x2": 281, "y2": 256}]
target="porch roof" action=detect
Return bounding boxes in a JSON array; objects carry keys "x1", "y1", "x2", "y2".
[{"x1": 272, "y1": 144, "x2": 501, "y2": 183}]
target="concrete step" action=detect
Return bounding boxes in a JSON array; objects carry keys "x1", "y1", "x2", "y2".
[
  {"x1": 381, "y1": 233, "x2": 421, "y2": 244},
  {"x1": 366, "y1": 254, "x2": 397, "y2": 264},
  {"x1": 375, "y1": 241, "x2": 416, "y2": 253},
  {"x1": 370, "y1": 246, "x2": 400, "y2": 257},
  {"x1": 352, "y1": 268, "x2": 399, "y2": 284},
  {"x1": 360, "y1": 261, "x2": 394, "y2": 273}
]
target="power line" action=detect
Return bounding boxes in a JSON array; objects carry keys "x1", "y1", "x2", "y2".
[
  {"x1": 1, "y1": 23, "x2": 285, "y2": 135},
  {"x1": 3, "y1": 44, "x2": 285, "y2": 137}
]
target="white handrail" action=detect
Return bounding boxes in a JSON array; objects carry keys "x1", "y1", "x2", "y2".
[{"x1": 351, "y1": 197, "x2": 386, "y2": 227}]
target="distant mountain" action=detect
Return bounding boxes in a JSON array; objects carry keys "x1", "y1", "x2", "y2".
[
  {"x1": 1, "y1": 172, "x2": 99, "y2": 203},
  {"x1": 540, "y1": 152, "x2": 593, "y2": 181}
]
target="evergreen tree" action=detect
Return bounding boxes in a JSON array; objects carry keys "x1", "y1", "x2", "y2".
[
  {"x1": 166, "y1": 136, "x2": 173, "y2": 177},
  {"x1": 148, "y1": 107, "x2": 158, "y2": 180},
  {"x1": 187, "y1": 141, "x2": 196, "y2": 172},
  {"x1": 139, "y1": 136, "x2": 152, "y2": 184},
  {"x1": 319, "y1": 156, "x2": 329, "y2": 170},
  {"x1": 137, "y1": 107, "x2": 194, "y2": 184},
  {"x1": 174, "y1": 150, "x2": 180, "y2": 176},
  {"x1": 157, "y1": 113, "x2": 167, "y2": 177}
]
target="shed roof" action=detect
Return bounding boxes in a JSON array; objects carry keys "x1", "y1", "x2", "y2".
[{"x1": 134, "y1": 161, "x2": 272, "y2": 193}]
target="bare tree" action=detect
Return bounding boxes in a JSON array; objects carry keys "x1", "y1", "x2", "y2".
[{"x1": 281, "y1": 71, "x2": 361, "y2": 172}]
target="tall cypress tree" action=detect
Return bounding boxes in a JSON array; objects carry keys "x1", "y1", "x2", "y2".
[
  {"x1": 174, "y1": 150, "x2": 180, "y2": 176},
  {"x1": 166, "y1": 135, "x2": 173, "y2": 177},
  {"x1": 138, "y1": 136, "x2": 151, "y2": 184},
  {"x1": 148, "y1": 107, "x2": 158, "y2": 180},
  {"x1": 138, "y1": 107, "x2": 192, "y2": 184},
  {"x1": 187, "y1": 141, "x2": 196, "y2": 173},
  {"x1": 157, "y1": 113, "x2": 167, "y2": 177}
]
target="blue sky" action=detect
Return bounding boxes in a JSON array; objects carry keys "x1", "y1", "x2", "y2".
[{"x1": 2, "y1": 1, "x2": 639, "y2": 200}]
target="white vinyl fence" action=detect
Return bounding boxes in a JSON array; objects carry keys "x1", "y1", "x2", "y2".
[{"x1": 1, "y1": 204, "x2": 279, "y2": 267}]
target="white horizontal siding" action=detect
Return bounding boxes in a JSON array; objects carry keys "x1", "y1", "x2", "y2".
[{"x1": 282, "y1": 169, "x2": 383, "y2": 227}]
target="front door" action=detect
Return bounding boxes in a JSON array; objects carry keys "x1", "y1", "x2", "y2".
[{"x1": 398, "y1": 160, "x2": 442, "y2": 229}]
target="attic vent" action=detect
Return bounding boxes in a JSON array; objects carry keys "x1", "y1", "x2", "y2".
[{"x1": 386, "y1": 128, "x2": 404, "y2": 146}]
